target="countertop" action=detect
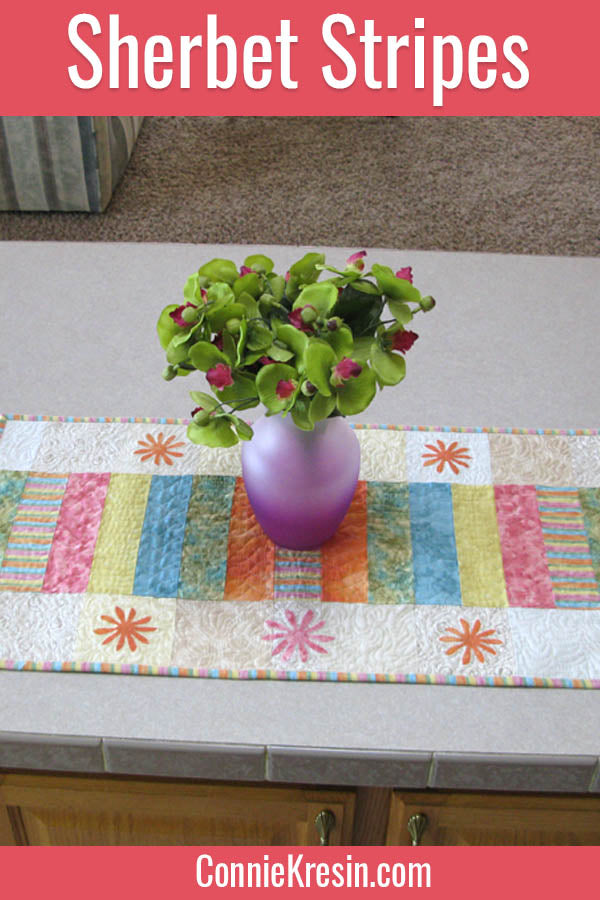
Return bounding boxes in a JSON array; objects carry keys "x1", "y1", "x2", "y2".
[{"x1": 0, "y1": 241, "x2": 599, "y2": 793}]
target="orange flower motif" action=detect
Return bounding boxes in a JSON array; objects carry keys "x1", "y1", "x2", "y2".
[
  {"x1": 134, "y1": 432, "x2": 185, "y2": 465},
  {"x1": 422, "y1": 439, "x2": 471, "y2": 475},
  {"x1": 94, "y1": 606, "x2": 157, "y2": 652},
  {"x1": 439, "y1": 618, "x2": 502, "y2": 665}
]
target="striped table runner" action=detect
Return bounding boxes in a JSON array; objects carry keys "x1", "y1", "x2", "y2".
[{"x1": 0, "y1": 414, "x2": 599, "y2": 688}]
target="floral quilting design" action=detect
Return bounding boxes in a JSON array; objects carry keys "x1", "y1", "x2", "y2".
[
  {"x1": 422, "y1": 439, "x2": 472, "y2": 475},
  {"x1": 94, "y1": 606, "x2": 157, "y2": 652},
  {"x1": 134, "y1": 432, "x2": 185, "y2": 465},
  {"x1": 439, "y1": 618, "x2": 502, "y2": 665},
  {"x1": 263, "y1": 609, "x2": 334, "y2": 663}
]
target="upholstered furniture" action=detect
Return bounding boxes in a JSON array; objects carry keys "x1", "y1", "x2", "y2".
[{"x1": 0, "y1": 116, "x2": 143, "y2": 212}]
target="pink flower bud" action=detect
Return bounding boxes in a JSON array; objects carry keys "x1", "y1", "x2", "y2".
[
  {"x1": 206, "y1": 363, "x2": 234, "y2": 390},
  {"x1": 276, "y1": 379, "x2": 296, "y2": 400},
  {"x1": 239, "y1": 265, "x2": 254, "y2": 276},
  {"x1": 346, "y1": 250, "x2": 367, "y2": 271},
  {"x1": 169, "y1": 302, "x2": 198, "y2": 328},
  {"x1": 395, "y1": 266, "x2": 413, "y2": 283},
  {"x1": 333, "y1": 357, "x2": 362, "y2": 382},
  {"x1": 391, "y1": 330, "x2": 419, "y2": 353}
]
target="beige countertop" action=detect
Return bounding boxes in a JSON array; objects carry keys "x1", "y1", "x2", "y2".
[{"x1": 0, "y1": 241, "x2": 598, "y2": 792}]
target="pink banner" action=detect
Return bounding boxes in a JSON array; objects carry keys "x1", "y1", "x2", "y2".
[{"x1": 1, "y1": 0, "x2": 598, "y2": 114}]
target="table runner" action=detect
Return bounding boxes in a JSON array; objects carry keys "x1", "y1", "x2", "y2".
[{"x1": 1, "y1": 414, "x2": 599, "y2": 688}]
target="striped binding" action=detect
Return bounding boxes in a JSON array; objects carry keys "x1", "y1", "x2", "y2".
[
  {"x1": 2, "y1": 413, "x2": 599, "y2": 435},
  {"x1": 0, "y1": 657, "x2": 598, "y2": 689}
]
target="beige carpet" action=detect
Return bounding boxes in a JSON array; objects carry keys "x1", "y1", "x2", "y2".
[{"x1": 0, "y1": 116, "x2": 598, "y2": 256}]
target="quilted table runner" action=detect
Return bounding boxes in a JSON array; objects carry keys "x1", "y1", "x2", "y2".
[{"x1": 1, "y1": 414, "x2": 600, "y2": 688}]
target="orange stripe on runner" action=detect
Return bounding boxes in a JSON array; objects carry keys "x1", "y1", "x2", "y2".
[
  {"x1": 321, "y1": 481, "x2": 368, "y2": 603},
  {"x1": 223, "y1": 478, "x2": 274, "y2": 602}
]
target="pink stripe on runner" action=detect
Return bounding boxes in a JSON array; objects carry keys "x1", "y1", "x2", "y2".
[
  {"x1": 43, "y1": 472, "x2": 110, "y2": 593},
  {"x1": 495, "y1": 485, "x2": 555, "y2": 608}
]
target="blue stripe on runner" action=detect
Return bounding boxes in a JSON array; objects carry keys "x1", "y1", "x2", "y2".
[
  {"x1": 133, "y1": 475, "x2": 193, "y2": 597},
  {"x1": 409, "y1": 483, "x2": 461, "y2": 605}
]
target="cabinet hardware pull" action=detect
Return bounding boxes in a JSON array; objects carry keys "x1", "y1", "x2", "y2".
[
  {"x1": 315, "y1": 809, "x2": 336, "y2": 845},
  {"x1": 407, "y1": 813, "x2": 428, "y2": 846}
]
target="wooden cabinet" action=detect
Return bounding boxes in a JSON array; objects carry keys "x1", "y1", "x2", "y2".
[
  {"x1": 386, "y1": 791, "x2": 600, "y2": 846},
  {"x1": 0, "y1": 774, "x2": 354, "y2": 846},
  {"x1": 2, "y1": 774, "x2": 600, "y2": 846}
]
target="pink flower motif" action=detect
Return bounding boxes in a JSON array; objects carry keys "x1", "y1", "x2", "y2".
[
  {"x1": 346, "y1": 250, "x2": 367, "y2": 271},
  {"x1": 395, "y1": 266, "x2": 413, "y2": 283},
  {"x1": 276, "y1": 379, "x2": 296, "y2": 400},
  {"x1": 333, "y1": 357, "x2": 362, "y2": 382},
  {"x1": 391, "y1": 329, "x2": 419, "y2": 354},
  {"x1": 206, "y1": 363, "x2": 234, "y2": 390},
  {"x1": 169, "y1": 302, "x2": 197, "y2": 328},
  {"x1": 263, "y1": 609, "x2": 334, "y2": 663},
  {"x1": 212, "y1": 331, "x2": 224, "y2": 351},
  {"x1": 285, "y1": 270, "x2": 290, "y2": 281},
  {"x1": 239, "y1": 265, "x2": 254, "y2": 276},
  {"x1": 259, "y1": 356, "x2": 276, "y2": 366}
]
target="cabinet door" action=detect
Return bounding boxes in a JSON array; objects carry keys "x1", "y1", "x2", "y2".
[
  {"x1": 0, "y1": 775, "x2": 354, "y2": 846},
  {"x1": 387, "y1": 791, "x2": 600, "y2": 846}
]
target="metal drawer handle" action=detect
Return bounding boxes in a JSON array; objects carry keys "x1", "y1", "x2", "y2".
[
  {"x1": 315, "y1": 809, "x2": 336, "y2": 845},
  {"x1": 407, "y1": 813, "x2": 428, "y2": 846}
]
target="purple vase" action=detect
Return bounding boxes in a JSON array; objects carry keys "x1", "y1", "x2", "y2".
[{"x1": 241, "y1": 413, "x2": 361, "y2": 550}]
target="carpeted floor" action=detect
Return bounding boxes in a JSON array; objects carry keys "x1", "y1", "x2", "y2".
[{"x1": 0, "y1": 116, "x2": 598, "y2": 256}]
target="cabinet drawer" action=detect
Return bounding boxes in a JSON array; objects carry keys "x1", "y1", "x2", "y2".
[
  {"x1": 0, "y1": 774, "x2": 355, "y2": 846},
  {"x1": 386, "y1": 791, "x2": 600, "y2": 846}
]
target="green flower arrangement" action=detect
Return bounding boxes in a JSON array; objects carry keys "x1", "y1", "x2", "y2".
[{"x1": 157, "y1": 251, "x2": 436, "y2": 448}]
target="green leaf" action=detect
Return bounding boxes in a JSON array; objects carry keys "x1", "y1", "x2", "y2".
[
  {"x1": 352, "y1": 336, "x2": 375, "y2": 363},
  {"x1": 187, "y1": 417, "x2": 239, "y2": 448},
  {"x1": 244, "y1": 254, "x2": 274, "y2": 274},
  {"x1": 256, "y1": 363, "x2": 298, "y2": 414},
  {"x1": 370, "y1": 343, "x2": 407, "y2": 386},
  {"x1": 188, "y1": 341, "x2": 230, "y2": 372},
  {"x1": 183, "y1": 273, "x2": 202, "y2": 303},
  {"x1": 323, "y1": 324, "x2": 354, "y2": 360},
  {"x1": 166, "y1": 336, "x2": 192, "y2": 365},
  {"x1": 198, "y1": 258, "x2": 239, "y2": 285},
  {"x1": 246, "y1": 323, "x2": 273, "y2": 352},
  {"x1": 388, "y1": 300, "x2": 414, "y2": 325},
  {"x1": 189, "y1": 391, "x2": 219, "y2": 411},
  {"x1": 221, "y1": 330, "x2": 237, "y2": 366},
  {"x1": 236, "y1": 291, "x2": 260, "y2": 320},
  {"x1": 335, "y1": 366, "x2": 377, "y2": 415},
  {"x1": 206, "y1": 302, "x2": 246, "y2": 332},
  {"x1": 274, "y1": 323, "x2": 308, "y2": 361},
  {"x1": 233, "y1": 272, "x2": 262, "y2": 299},
  {"x1": 304, "y1": 341, "x2": 336, "y2": 396},
  {"x1": 232, "y1": 417, "x2": 254, "y2": 440},
  {"x1": 293, "y1": 281, "x2": 338, "y2": 317},
  {"x1": 309, "y1": 391, "x2": 336, "y2": 424},
  {"x1": 215, "y1": 373, "x2": 259, "y2": 406},
  {"x1": 267, "y1": 274, "x2": 286, "y2": 302},
  {"x1": 371, "y1": 264, "x2": 421, "y2": 302},
  {"x1": 267, "y1": 342, "x2": 294, "y2": 362},
  {"x1": 289, "y1": 252, "x2": 325, "y2": 284},
  {"x1": 290, "y1": 395, "x2": 314, "y2": 430},
  {"x1": 157, "y1": 305, "x2": 180, "y2": 350},
  {"x1": 331, "y1": 285, "x2": 384, "y2": 338},
  {"x1": 351, "y1": 278, "x2": 381, "y2": 295},
  {"x1": 235, "y1": 318, "x2": 247, "y2": 366},
  {"x1": 205, "y1": 282, "x2": 235, "y2": 307}
]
